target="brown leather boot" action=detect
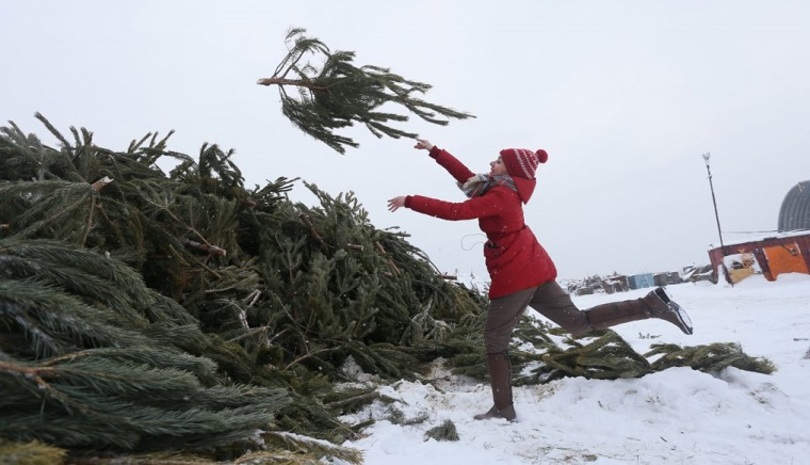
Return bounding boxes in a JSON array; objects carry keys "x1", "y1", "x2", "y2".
[
  {"x1": 584, "y1": 287, "x2": 693, "y2": 335},
  {"x1": 583, "y1": 299, "x2": 651, "y2": 331},
  {"x1": 474, "y1": 352, "x2": 517, "y2": 422},
  {"x1": 643, "y1": 287, "x2": 693, "y2": 335}
]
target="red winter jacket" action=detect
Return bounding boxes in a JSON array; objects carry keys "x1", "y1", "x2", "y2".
[{"x1": 404, "y1": 147, "x2": 558, "y2": 299}]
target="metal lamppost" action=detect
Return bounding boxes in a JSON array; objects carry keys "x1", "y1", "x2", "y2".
[
  {"x1": 702, "y1": 153, "x2": 725, "y2": 250},
  {"x1": 702, "y1": 152, "x2": 729, "y2": 283}
]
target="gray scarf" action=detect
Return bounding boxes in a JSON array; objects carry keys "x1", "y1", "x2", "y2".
[{"x1": 458, "y1": 174, "x2": 517, "y2": 198}]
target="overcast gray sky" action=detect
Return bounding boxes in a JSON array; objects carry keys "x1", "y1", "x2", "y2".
[{"x1": 3, "y1": 1, "x2": 809, "y2": 282}]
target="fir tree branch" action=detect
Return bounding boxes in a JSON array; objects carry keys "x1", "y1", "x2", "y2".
[
  {"x1": 0, "y1": 439, "x2": 68, "y2": 465},
  {"x1": 283, "y1": 347, "x2": 337, "y2": 371},
  {"x1": 259, "y1": 28, "x2": 475, "y2": 154},
  {"x1": 262, "y1": 431, "x2": 363, "y2": 465}
]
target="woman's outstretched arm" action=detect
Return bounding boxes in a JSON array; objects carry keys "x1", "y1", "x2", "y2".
[{"x1": 415, "y1": 138, "x2": 475, "y2": 183}]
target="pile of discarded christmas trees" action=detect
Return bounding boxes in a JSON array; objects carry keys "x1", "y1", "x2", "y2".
[{"x1": 0, "y1": 113, "x2": 492, "y2": 464}]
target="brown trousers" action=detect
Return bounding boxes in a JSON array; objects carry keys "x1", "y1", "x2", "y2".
[
  {"x1": 484, "y1": 281, "x2": 591, "y2": 354},
  {"x1": 481, "y1": 282, "x2": 669, "y2": 415}
]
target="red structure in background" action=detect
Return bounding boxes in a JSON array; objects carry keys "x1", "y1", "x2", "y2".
[{"x1": 708, "y1": 231, "x2": 810, "y2": 283}]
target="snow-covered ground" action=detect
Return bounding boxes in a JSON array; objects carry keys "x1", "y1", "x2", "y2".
[{"x1": 338, "y1": 274, "x2": 810, "y2": 465}]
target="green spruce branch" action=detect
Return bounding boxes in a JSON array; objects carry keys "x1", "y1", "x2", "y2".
[{"x1": 258, "y1": 28, "x2": 475, "y2": 153}]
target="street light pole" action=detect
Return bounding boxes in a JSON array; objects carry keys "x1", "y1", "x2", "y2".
[{"x1": 702, "y1": 152, "x2": 729, "y2": 284}]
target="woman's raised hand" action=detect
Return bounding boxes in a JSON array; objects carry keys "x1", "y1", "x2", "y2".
[
  {"x1": 414, "y1": 138, "x2": 434, "y2": 151},
  {"x1": 387, "y1": 196, "x2": 406, "y2": 212}
]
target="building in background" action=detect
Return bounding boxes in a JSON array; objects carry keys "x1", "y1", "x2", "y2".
[
  {"x1": 709, "y1": 180, "x2": 810, "y2": 283},
  {"x1": 628, "y1": 273, "x2": 655, "y2": 290}
]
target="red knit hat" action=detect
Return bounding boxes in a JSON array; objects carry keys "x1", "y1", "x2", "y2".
[{"x1": 500, "y1": 148, "x2": 549, "y2": 203}]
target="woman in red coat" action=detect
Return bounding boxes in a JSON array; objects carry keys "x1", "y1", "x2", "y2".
[{"x1": 388, "y1": 139, "x2": 693, "y2": 422}]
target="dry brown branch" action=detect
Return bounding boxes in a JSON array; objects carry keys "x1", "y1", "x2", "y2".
[
  {"x1": 299, "y1": 213, "x2": 330, "y2": 254},
  {"x1": 373, "y1": 242, "x2": 401, "y2": 275},
  {"x1": 183, "y1": 239, "x2": 227, "y2": 256},
  {"x1": 256, "y1": 77, "x2": 328, "y2": 90},
  {"x1": 90, "y1": 176, "x2": 114, "y2": 192}
]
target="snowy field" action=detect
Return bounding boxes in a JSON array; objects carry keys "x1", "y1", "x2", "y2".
[{"x1": 337, "y1": 274, "x2": 810, "y2": 465}]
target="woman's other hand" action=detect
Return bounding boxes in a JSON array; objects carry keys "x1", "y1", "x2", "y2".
[
  {"x1": 414, "y1": 138, "x2": 434, "y2": 151},
  {"x1": 387, "y1": 196, "x2": 406, "y2": 212}
]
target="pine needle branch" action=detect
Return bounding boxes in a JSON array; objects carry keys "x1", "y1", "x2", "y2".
[
  {"x1": 258, "y1": 28, "x2": 475, "y2": 154},
  {"x1": 262, "y1": 431, "x2": 363, "y2": 465}
]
